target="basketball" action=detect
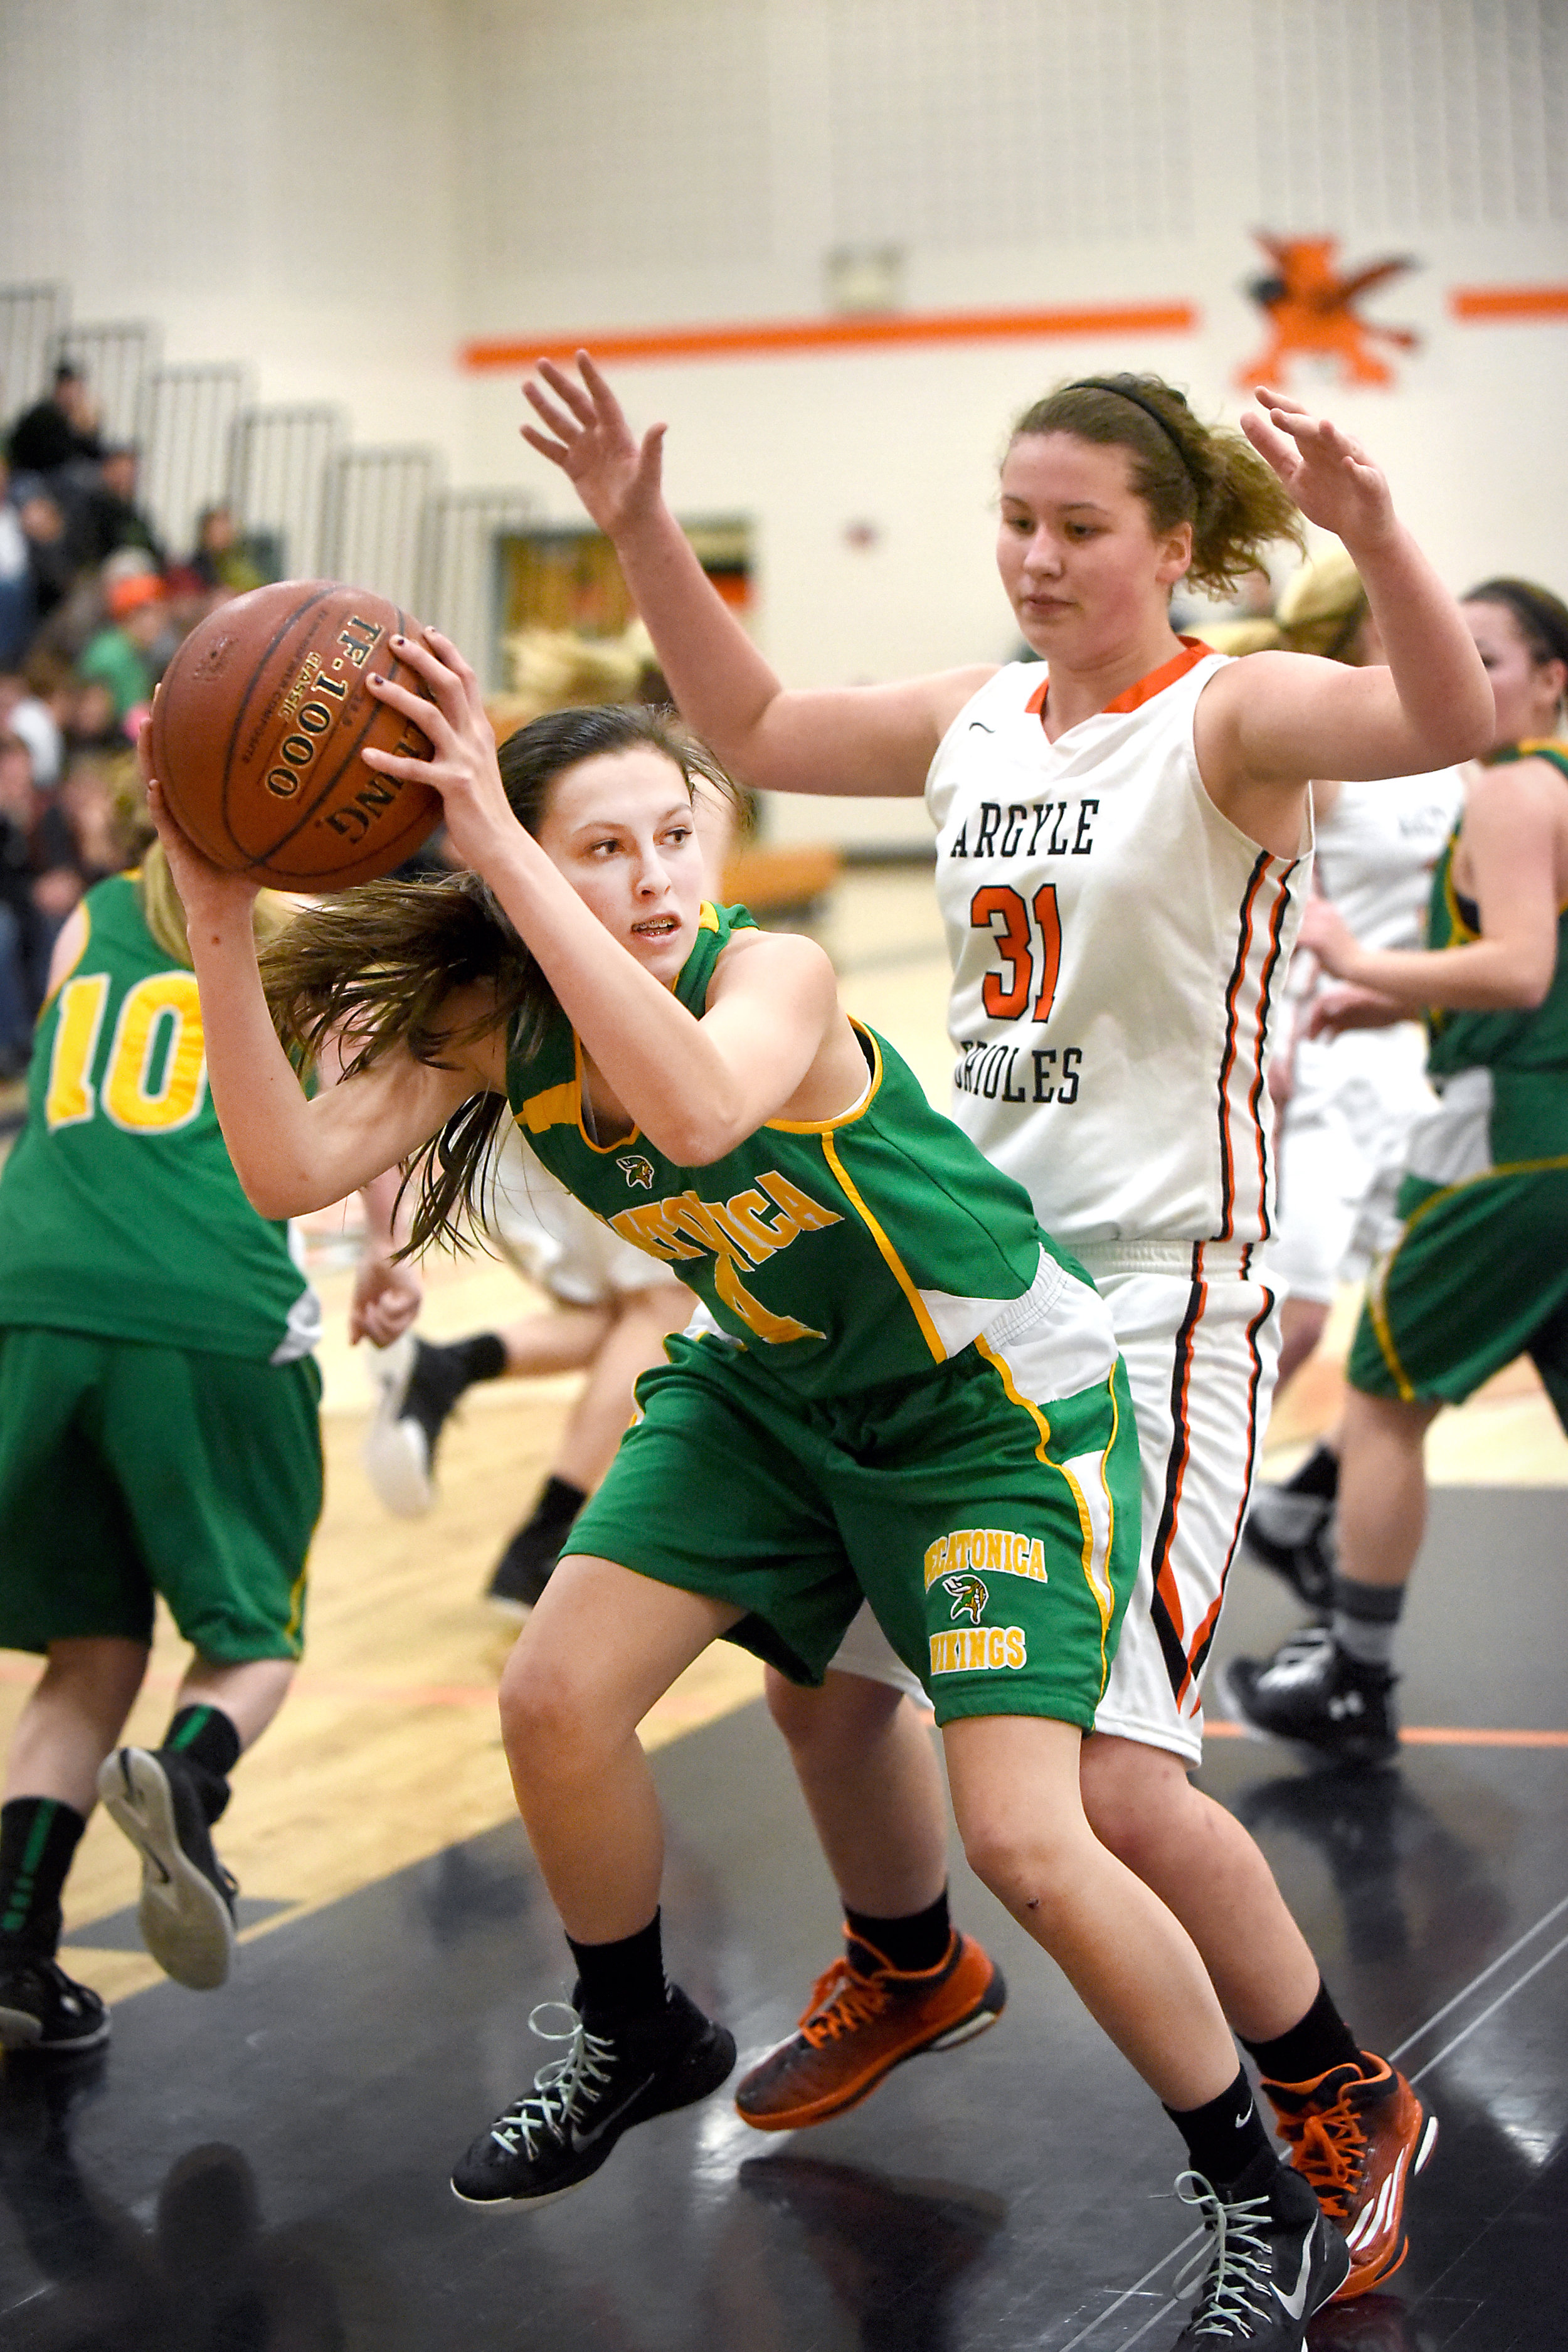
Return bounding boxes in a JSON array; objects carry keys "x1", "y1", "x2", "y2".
[{"x1": 149, "y1": 580, "x2": 444, "y2": 888}]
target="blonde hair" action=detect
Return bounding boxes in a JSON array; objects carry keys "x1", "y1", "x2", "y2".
[{"x1": 135, "y1": 840, "x2": 295, "y2": 968}]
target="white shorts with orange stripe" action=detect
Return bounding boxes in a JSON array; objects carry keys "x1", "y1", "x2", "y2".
[
  {"x1": 1080, "y1": 1238, "x2": 1280, "y2": 1764},
  {"x1": 820, "y1": 1237, "x2": 1279, "y2": 1764}
]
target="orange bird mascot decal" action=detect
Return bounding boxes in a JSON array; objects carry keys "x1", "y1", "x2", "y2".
[{"x1": 1238, "y1": 233, "x2": 1420, "y2": 388}]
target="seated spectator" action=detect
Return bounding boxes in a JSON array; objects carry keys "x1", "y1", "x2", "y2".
[
  {"x1": 184, "y1": 503, "x2": 263, "y2": 596},
  {"x1": 80, "y1": 445, "x2": 166, "y2": 572},
  {"x1": 77, "y1": 574, "x2": 168, "y2": 726},
  {"x1": 0, "y1": 730, "x2": 77, "y2": 1071},
  {"x1": 0, "y1": 652, "x2": 68, "y2": 792},
  {"x1": 0, "y1": 464, "x2": 32, "y2": 669},
  {"x1": 7, "y1": 475, "x2": 77, "y2": 635},
  {"x1": 5, "y1": 363, "x2": 103, "y2": 479},
  {"x1": 57, "y1": 755, "x2": 130, "y2": 886}
]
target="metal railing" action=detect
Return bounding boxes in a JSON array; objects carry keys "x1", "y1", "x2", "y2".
[
  {"x1": 140, "y1": 364, "x2": 250, "y2": 563},
  {"x1": 0, "y1": 282, "x2": 66, "y2": 438}
]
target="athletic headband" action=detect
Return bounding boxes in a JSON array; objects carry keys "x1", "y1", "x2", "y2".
[{"x1": 1063, "y1": 378, "x2": 1197, "y2": 489}]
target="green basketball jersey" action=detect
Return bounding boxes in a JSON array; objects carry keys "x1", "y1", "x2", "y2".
[
  {"x1": 506, "y1": 902, "x2": 1073, "y2": 1399},
  {"x1": 0, "y1": 874, "x2": 319, "y2": 1362},
  {"x1": 1424, "y1": 743, "x2": 1568, "y2": 1155}
]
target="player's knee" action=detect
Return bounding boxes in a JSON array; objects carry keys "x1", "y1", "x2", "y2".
[
  {"x1": 1080, "y1": 1736, "x2": 1187, "y2": 1868},
  {"x1": 764, "y1": 1666, "x2": 903, "y2": 1759},
  {"x1": 498, "y1": 1640, "x2": 610, "y2": 1779},
  {"x1": 955, "y1": 1798, "x2": 1083, "y2": 1922}
]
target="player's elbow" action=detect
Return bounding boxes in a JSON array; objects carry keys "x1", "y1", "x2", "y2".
[{"x1": 641, "y1": 1106, "x2": 741, "y2": 1166}]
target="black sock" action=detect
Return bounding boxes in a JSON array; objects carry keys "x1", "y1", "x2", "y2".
[
  {"x1": 1166, "y1": 2065, "x2": 1274, "y2": 2192},
  {"x1": 567, "y1": 1911, "x2": 667, "y2": 2023},
  {"x1": 844, "y1": 1888, "x2": 953, "y2": 1976},
  {"x1": 1242, "y1": 1978, "x2": 1362, "y2": 2085},
  {"x1": 1330, "y1": 1576, "x2": 1404, "y2": 1671},
  {"x1": 452, "y1": 1332, "x2": 508, "y2": 1385},
  {"x1": 1285, "y1": 1442, "x2": 1339, "y2": 1502},
  {"x1": 524, "y1": 1475, "x2": 588, "y2": 1539},
  {"x1": 162, "y1": 1704, "x2": 242, "y2": 1823},
  {"x1": 0, "y1": 1796, "x2": 87, "y2": 1958}
]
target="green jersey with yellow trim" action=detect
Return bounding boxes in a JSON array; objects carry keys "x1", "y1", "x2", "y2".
[
  {"x1": 506, "y1": 901, "x2": 1066, "y2": 1399},
  {"x1": 0, "y1": 874, "x2": 319, "y2": 1362},
  {"x1": 1424, "y1": 743, "x2": 1568, "y2": 1153}
]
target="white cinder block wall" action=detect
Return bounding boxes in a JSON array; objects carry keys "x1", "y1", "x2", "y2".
[{"x1": 5, "y1": 0, "x2": 1565, "y2": 847}]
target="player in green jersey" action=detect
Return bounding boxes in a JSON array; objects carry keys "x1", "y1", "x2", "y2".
[
  {"x1": 1226, "y1": 576, "x2": 1568, "y2": 1762},
  {"x1": 148, "y1": 640, "x2": 1353, "y2": 2346},
  {"x1": 0, "y1": 842, "x2": 420, "y2": 2052}
]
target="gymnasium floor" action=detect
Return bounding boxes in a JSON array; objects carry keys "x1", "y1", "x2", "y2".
[{"x1": 1, "y1": 871, "x2": 1564, "y2": 2350}]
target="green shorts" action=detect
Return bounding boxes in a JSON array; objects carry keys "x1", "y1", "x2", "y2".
[
  {"x1": 1348, "y1": 1163, "x2": 1568, "y2": 1431},
  {"x1": 562, "y1": 1330, "x2": 1140, "y2": 1730},
  {"x1": 0, "y1": 1327, "x2": 323, "y2": 1660}
]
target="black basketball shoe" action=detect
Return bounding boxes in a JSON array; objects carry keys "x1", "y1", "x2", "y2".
[
  {"x1": 451, "y1": 1985, "x2": 736, "y2": 2206},
  {"x1": 1241, "y1": 1485, "x2": 1337, "y2": 1614},
  {"x1": 95, "y1": 1747, "x2": 238, "y2": 1989},
  {"x1": 1221, "y1": 1630, "x2": 1398, "y2": 1767},
  {"x1": 0, "y1": 1954, "x2": 110, "y2": 2053},
  {"x1": 1168, "y1": 2154, "x2": 1349, "y2": 2347}
]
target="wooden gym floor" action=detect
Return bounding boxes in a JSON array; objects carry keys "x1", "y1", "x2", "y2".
[{"x1": 0, "y1": 869, "x2": 1563, "y2": 2348}]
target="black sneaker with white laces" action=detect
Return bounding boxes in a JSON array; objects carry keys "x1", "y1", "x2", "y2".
[
  {"x1": 1241, "y1": 1486, "x2": 1337, "y2": 1615},
  {"x1": 0, "y1": 1953, "x2": 110, "y2": 2053},
  {"x1": 1168, "y1": 2154, "x2": 1349, "y2": 2348},
  {"x1": 95, "y1": 1747, "x2": 238, "y2": 1989},
  {"x1": 451, "y1": 1984, "x2": 736, "y2": 2206},
  {"x1": 1221, "y1": 1629, "x2": 1398, "y2": 1767}
]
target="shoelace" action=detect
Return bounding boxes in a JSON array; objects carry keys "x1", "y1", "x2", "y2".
[
  {"x1": 1274, "y1": 2095, "x2": 1367, "y2": 2223},
  {"x1": 798, "y1": 1958, "x2": 891, "y2": 2047},
  {"x1": 1172, "y1": 2173, "x2": 1281, "y2": 2336},
  {"x1": 1262, "y1": 1628, "x2": 1335, "y2": 1685},
  {"x1": 489, "y1": 2002, "x2": 618, "y2": 2158}
]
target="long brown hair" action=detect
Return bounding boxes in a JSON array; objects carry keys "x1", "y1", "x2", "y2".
[
  {"x1": 1009, "y1": 374, "x2": 1305, "y2": 596},
  {"x1": 262, "y1": 703, "x2": 734, "y2": 1256}
]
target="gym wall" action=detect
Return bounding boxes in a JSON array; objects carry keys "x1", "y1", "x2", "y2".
[{"x1": 5, "y1": 0, "x2": 1565, "y2": 850}]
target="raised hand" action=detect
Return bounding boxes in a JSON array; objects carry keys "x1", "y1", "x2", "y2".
[
  {"x1": 520, "y1": 352, "x2": 667, "y2": 538},
  {"x1": 363, "y1": 628, "x2": 514, "y2": 878},
  {"x1": 139, "y1": 723, "x2": 260, "y2": 926},
  {"x1": 1241, "y1": 387, "x2": 1396, "y2": 551}
]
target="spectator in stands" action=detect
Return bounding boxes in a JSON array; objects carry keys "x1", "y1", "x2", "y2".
[
  {"x1": 8, "y1": 477, "x2": 76, "y2": 636},
  {"x1": 0, "y1": 655, "x2": 66, "y2": 793},
  {"x1": 185, "y1": 504, "x2": 263, "y2": 596},
  {"x1": 80, "y1": 446, "x2": 166, "y2": 573},
  {"x1": 0, "y1": 466, "x2": 32, "y2": 669},
  {"x1": 56, "y1": 756, "x2": 129, "y2": 888},
  {"x1": 5, "y1": 364, "x2": 103, "y2": 480},
  {"x1": 0, "y1": 729, "x2": 78, "y2": 1071},
  {"x1": 77, "y1": 574, "x2": 168, "y2": 726}
]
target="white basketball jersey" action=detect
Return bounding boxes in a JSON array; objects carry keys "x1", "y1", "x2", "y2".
[
  {"x1": 1313, "y1": 769, "x2": 1464, "y2": 953},
  {"x1": 927, "y1": 644, "x2": 1310, "y2": 1251}
]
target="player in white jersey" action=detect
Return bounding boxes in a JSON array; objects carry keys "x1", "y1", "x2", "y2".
[
  {"x1": 521, "y1": 355, "x2": 1490, "y2": 2331},
  {"x1": 1233, "y1": 553, "x2": 1464, "y2": 1606}
]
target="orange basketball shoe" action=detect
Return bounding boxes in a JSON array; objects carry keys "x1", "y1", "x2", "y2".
[
  {"x1": 1263, "y1": 2053, "x2": 1437, "y2": 2299},
  {"x1": 735, "y1": 1931, "x2": 1006, "y2": 2131}
]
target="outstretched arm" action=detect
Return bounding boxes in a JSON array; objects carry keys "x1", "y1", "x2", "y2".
[
  {"x1": 1297, "y1": 764, "x2": 1560, "y2": 1013},
  {"x1": 1199, "y1": 389, "x2": 1494, "y2": 790},
  {"x1": 363, "y1": 633, "x2": 860, "y2": 1162},
  {"x1": 141, "y1": 738, "x2": 493, "y2": 1221},
  {"x1": 521, "y1": 352, "x2": 986, "y2": 798}
]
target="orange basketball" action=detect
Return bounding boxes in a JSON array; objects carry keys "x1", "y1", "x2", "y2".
[{"x1": 150, "y1": 580, "x2": 443, "y2": 889}]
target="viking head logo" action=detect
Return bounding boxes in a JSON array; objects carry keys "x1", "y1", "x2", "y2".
[
  {"x1": 941, "y1": 1572, "x2": 988, "y2": 1626},
  {"x1": 617, "y1": 1154, "x2": 656, "y2": 1190}
]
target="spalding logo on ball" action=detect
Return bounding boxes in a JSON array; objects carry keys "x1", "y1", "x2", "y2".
[{"x1": 151, "y1": 579, "x2": 445, "y2": 889}]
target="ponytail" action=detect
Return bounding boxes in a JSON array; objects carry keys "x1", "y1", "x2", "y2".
[{"x1": 1009, "y1": 374, "x2": 1304, "y2": 596}]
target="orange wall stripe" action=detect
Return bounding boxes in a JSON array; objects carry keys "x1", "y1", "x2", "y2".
[
  {"x1": 1450, "y1": 284, "x2": 1568, "y2": 321},
  {"x1": 1205, "y1": 1720, "x2": 1568, "y2": 1748},
  {"x1": 463, "y1": 300, "x2": 1199, "y2": 371}
]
